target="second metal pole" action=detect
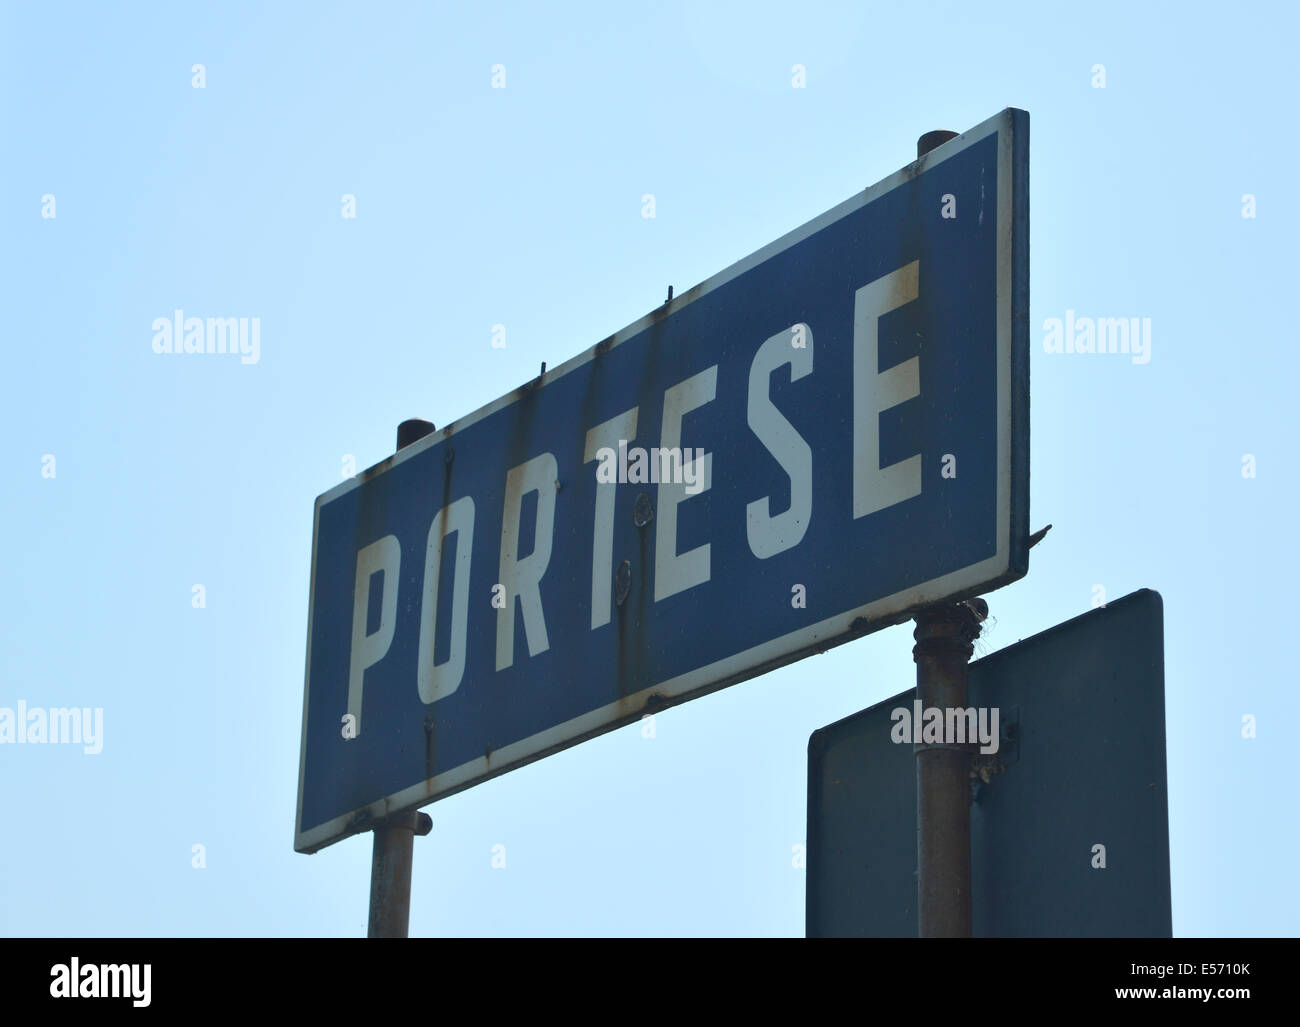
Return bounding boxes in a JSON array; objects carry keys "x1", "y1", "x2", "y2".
[
  {"x1": 912, "y1": 599, "x2": 984, "y2": 937},
  {"x1": 365, "y1": 417, "x2": 439, "y2": 939},
  {"x1": 909, "y1": 127, "x2": 977, "y2": 939}
]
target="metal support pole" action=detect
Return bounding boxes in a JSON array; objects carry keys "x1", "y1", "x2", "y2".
[
  {"x1": 365, "y1": 416, "x2": 439, "y2": 939},
  {"x1": 912, "y1": 599, "x2": 985, "y2": 938},
  {"x1": 906, "y1": 128, "x2": 978, "y2": 939},
  {"x1": 368, "y1": 810, "x2": 434, "y2": 937}
]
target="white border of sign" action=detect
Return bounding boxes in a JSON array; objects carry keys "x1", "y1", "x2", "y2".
[{"x1": 296, "y1": 108, "x2": 1027, "y2": 853}]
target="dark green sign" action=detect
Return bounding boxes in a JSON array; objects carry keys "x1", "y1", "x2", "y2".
[{"x1": 807, "y1": 589, "x2": 1171, "y2": 937}]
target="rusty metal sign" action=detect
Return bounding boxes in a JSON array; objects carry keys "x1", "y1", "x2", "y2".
[{"x1": 296, "y1": 108, "x2": 1030, "y2": 853}]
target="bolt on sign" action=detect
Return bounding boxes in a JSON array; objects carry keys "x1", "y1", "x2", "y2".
[{"x1": 295, "y1": 108, "x2": 1030, "y2": 853}]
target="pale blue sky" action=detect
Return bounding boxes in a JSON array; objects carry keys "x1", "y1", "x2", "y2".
[{"x1": 2, "y1": 0, "x2": 1295, "y2": 936}]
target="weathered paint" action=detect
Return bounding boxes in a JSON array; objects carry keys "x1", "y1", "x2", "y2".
[{"x1": 296, "y1": 109, "x2": 1029, "y2": 854}]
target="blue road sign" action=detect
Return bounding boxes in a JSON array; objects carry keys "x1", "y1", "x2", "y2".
[
  {"x1": 807, "y1": 589, "x2": 1171, "y2": 937},
  {"x1": 296, "y1": 108, "x2": 1030, "y2": 853}
]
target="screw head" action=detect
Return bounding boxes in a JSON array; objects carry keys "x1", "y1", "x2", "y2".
[
  {"x1": 632, "y1": 493, "x2": 654, "y2": 527},
  {"x1": 614, "y1": 560, "x2": 632, "y2": 606}
]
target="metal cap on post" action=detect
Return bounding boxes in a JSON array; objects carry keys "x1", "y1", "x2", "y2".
[
  {"x1": 917, "y1": 129, "x2": 958, "y2": 159},
  {"x1": 397, "y1": 418, "x2": 436, "y2": 450},
  {"x1": 365, "y1": 414, "x2": 440, "y2": 939}
]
